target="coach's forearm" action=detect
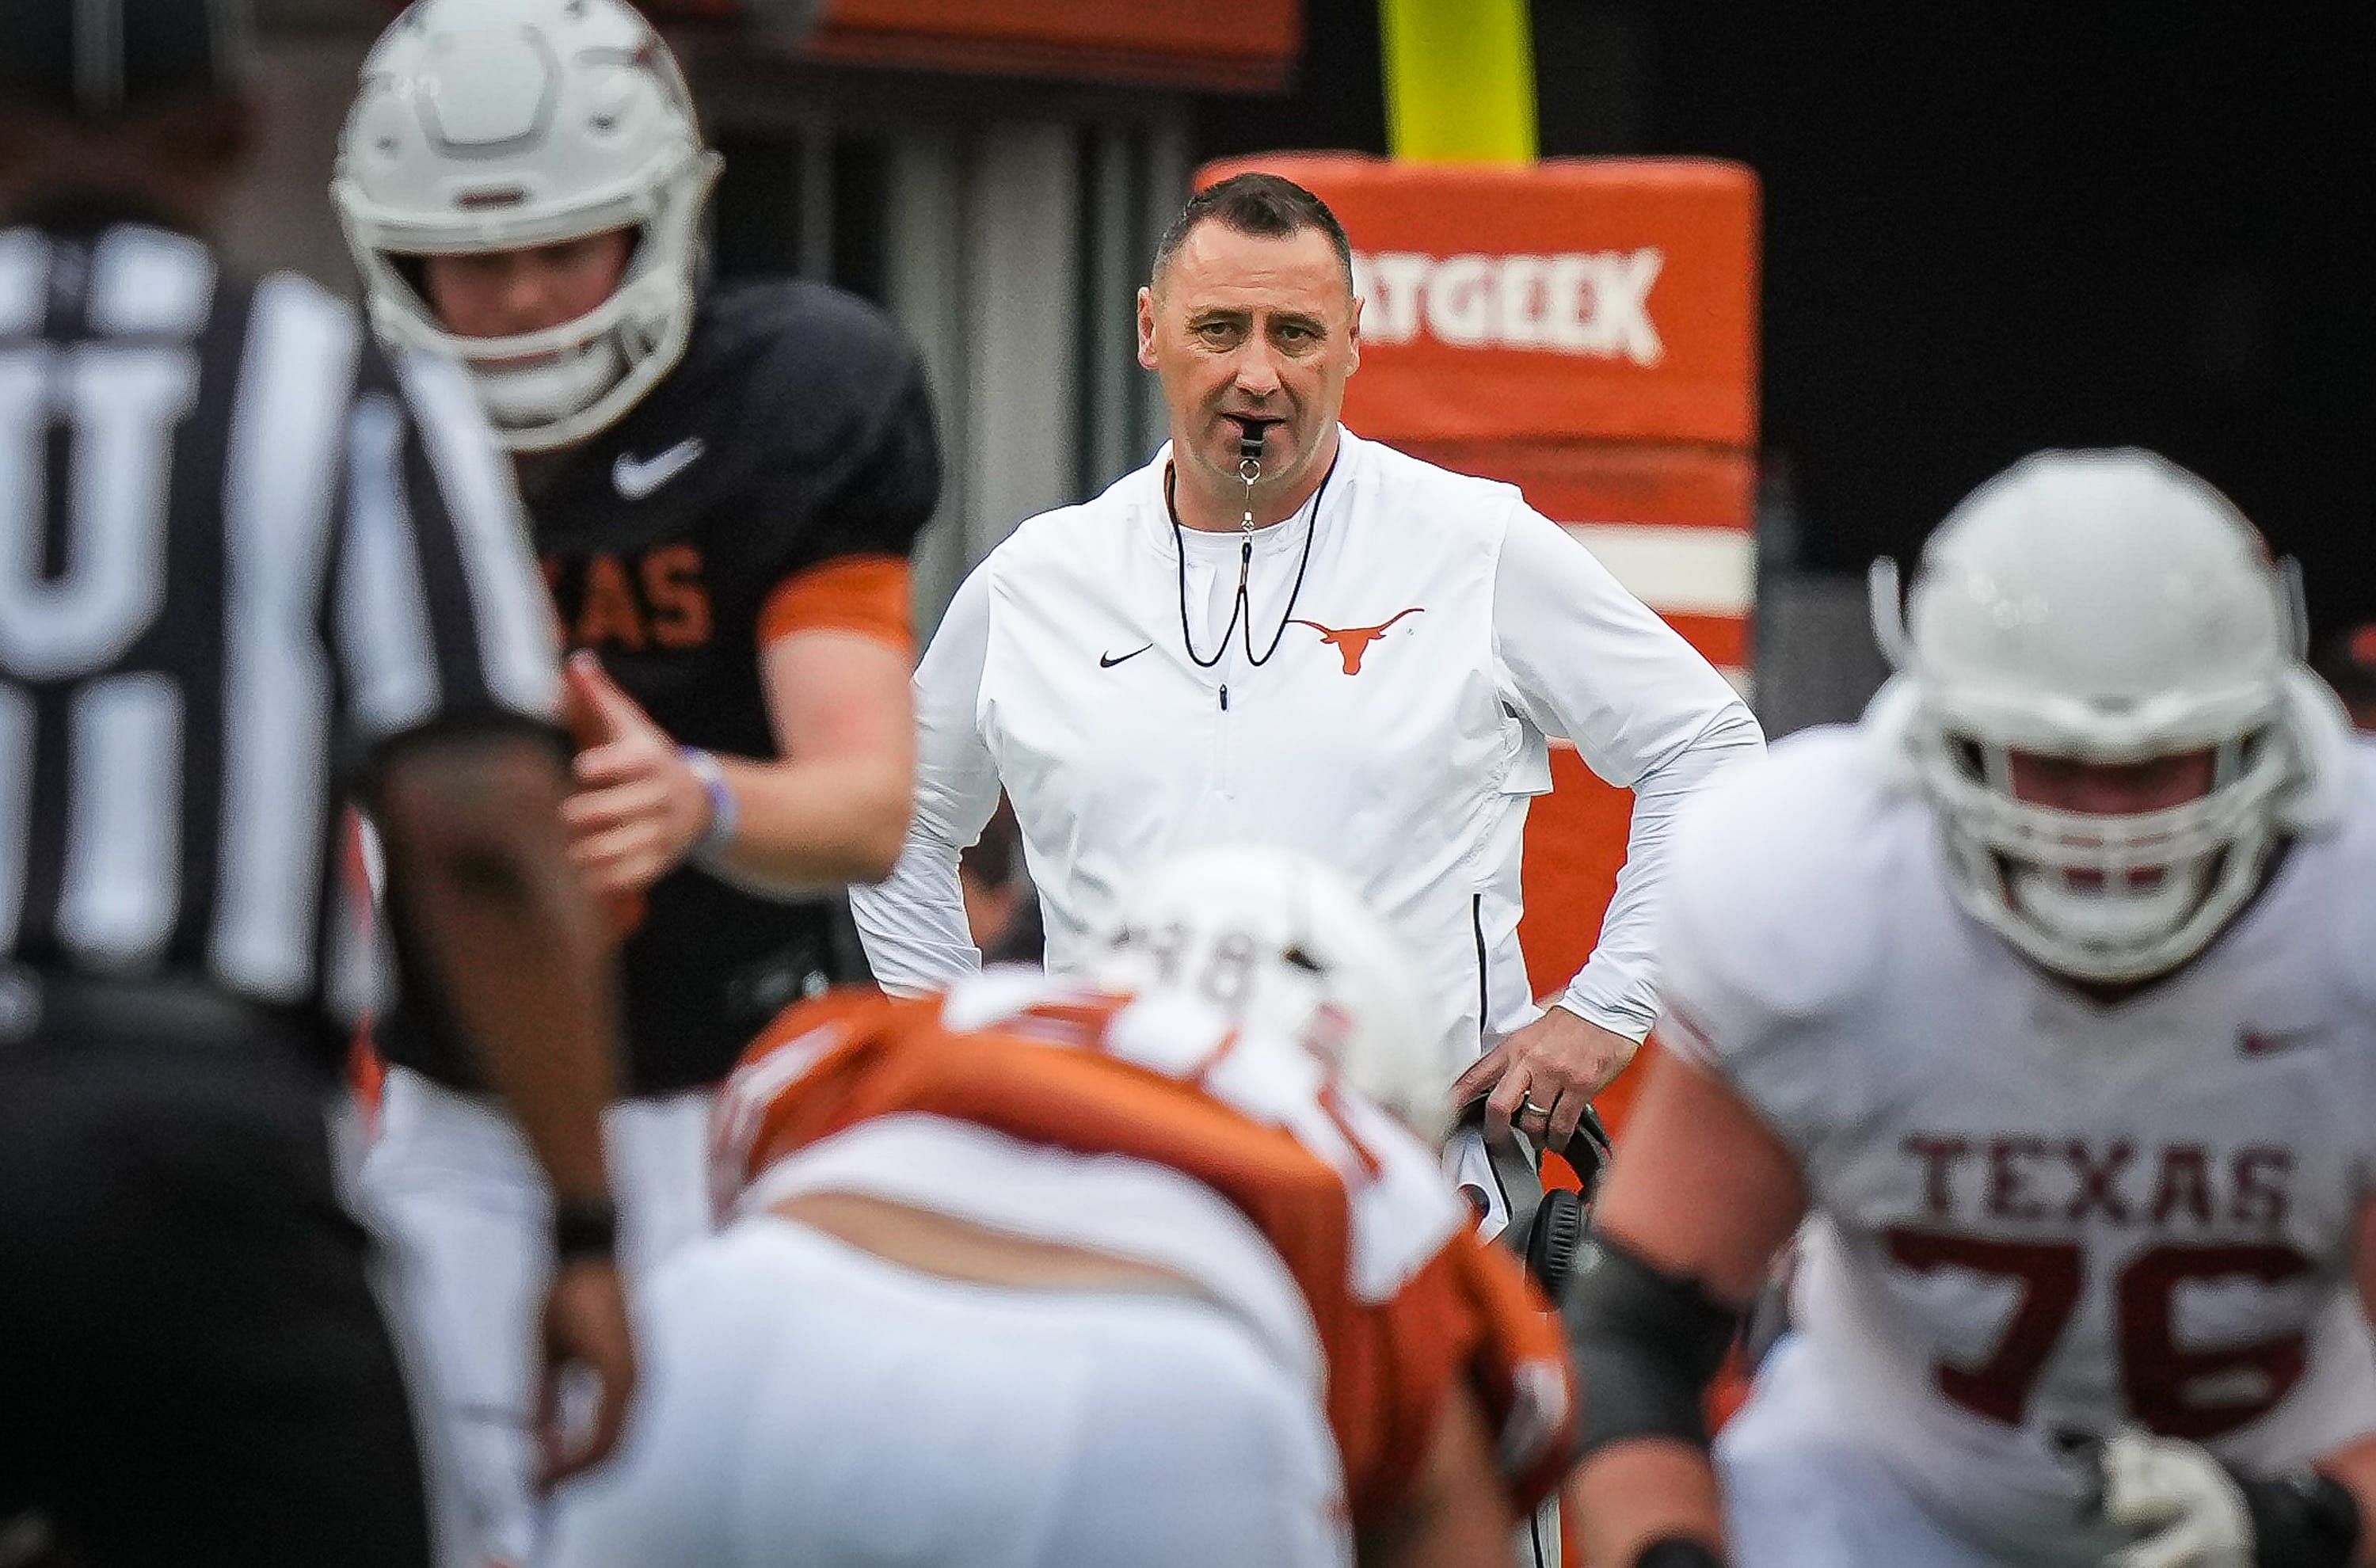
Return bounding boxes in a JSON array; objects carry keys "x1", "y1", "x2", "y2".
[
  {"x1": 847, "y1": 826, "x2": 984, "y2": 997},
  {"x1": 379, "y1": 733, "x2": 619, "y2": 1204},
  {"x1": 1562, "y1": 705, "x2": 1765, "y2": 1038}
]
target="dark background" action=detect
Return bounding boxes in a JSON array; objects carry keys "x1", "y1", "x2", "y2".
[{"x1": 1195, "y1": 3, "x2": 2376, "y2": 637}]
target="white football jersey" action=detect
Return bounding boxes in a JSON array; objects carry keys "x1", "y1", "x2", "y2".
[{"x1": 1662, "y1": 726, "x2": 2376, "y2": 1558}]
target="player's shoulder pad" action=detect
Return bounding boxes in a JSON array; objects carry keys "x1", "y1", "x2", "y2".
[
  {"x1": 1666, "y1": 721, "x2": 1906, "y2": 1025},
  {"x1": 2314, "y1": 736, "x2": 2376, "y2": 1008},
  {"x1": 699, "y1": 278, "x2": 929, "y2": 459}
]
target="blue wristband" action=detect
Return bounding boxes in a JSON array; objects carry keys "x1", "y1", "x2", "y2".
[{"x1": 678, "y1": 747, "x2": 738, "y2": 862}]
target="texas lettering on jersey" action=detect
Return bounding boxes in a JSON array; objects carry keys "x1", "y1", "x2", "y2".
[
  {"x1": 1899, "y1": 1133, "x2": 2296, "y2": 1232},
  {"x1": 714, "y1": 977, "x2": 1579, "y2": 1526},
  {"x1": 543, "y1": 546, "x2": 712, "y2": 653},
  {"x1": 1887, "y1": 1131, "x2": 2312, "y2": 1435}
]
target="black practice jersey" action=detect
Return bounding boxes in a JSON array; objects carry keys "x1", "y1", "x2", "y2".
[
  {"x1": 0, "y1": 217, "x2": 561, "y2": 1068},
  {"x1": 379, "y1": 278, "x2": 941, "y2": 1094}
]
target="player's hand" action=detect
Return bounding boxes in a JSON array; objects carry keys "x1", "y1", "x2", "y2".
[
  {"x1": 2097, "y1": 1429, "x2": 2252, "y2": 1568},
  {"x1": 1452, "y1": 1006, "x2": 1638, "y2": 1153},
  {"x1": 560, "y1": 651, "x2": 712, "y2": 896},
  {"x1": 535, "y1": 1256, "x2": 637, "y2": 1488}
]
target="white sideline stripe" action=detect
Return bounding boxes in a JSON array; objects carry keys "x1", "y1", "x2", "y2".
[{"x1": 1560, "y1": 522, "x2": 1755, "y2": 618}]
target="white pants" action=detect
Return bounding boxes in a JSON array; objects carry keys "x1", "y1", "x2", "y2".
[
  {"x1": 1717, "y1": 1336, "x2": 2108, "y2": 1568},
  {"x1": 363, "y1": 1068, "x2": 717, "y2": 1568},
  {"x1": 544, "y1": 1216, "x2": 1351, "y2": 1568}
]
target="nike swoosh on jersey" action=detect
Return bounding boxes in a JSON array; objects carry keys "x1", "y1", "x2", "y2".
[
  {"x1": 612, "y1": 437, "x2": 706, "y2": 500},
  {"x1": 1100, "y1": 645, "x2": 1153, "y2": 668}
]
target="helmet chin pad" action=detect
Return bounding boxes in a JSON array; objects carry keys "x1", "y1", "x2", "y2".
[
  {"x1": 2005, "y1": 858, "x2": 2213, "y2": 959},
  {"x1": 470, "y1": 333, "x2": 627, "y2": 436}
]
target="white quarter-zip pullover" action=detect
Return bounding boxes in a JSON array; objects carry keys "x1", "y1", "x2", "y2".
[{"x1": 851, "y1": 428, "x2": 1763, "y2": 1077}]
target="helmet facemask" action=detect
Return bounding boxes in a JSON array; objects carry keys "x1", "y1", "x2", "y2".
[
  {"x1": 332, "y1": 0, "x2": 722, "y2": 451},
  {"x1": 1911, "y1": 717, "x2": 2292, "y2": 984},
  {"x1": 348, "y1": 149, "x2": 721, "y2": 452},
  {"x1": 1864, "y1": 448, "x2": 2346, "y2": 988}
]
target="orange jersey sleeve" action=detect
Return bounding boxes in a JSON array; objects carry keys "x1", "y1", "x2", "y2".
[{"x1": 756, "y1": 554, "x2": 914, "y2": 655}]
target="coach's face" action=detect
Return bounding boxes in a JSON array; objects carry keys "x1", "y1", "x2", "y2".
[{"x1": 1138, "y1": 221, "x2": 1361, "y2": 501}]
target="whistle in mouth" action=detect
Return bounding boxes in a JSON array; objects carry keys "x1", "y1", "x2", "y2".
[{"x1": 1236, "y1": 421, "x2": 1267, "y2": 481}]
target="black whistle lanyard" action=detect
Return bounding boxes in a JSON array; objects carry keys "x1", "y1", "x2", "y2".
[{"x1": 1167, "y1": 440, "x2": 1337, "y2": 672}]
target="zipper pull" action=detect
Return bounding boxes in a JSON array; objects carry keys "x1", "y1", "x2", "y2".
[{"x1": 1220, "y1": 684, "x2": 1229, "y2": 711}]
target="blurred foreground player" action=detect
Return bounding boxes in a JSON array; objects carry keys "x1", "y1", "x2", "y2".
[
  {"x1": 546, "y1": 848, "x2": 1578, "y2": 1568},
  {"x1": 0, "y1": 4, "x2": 629, "y2": 1564},
  {"x1": 1570, "y1": 451, "x2": 2376, "y2": 1568},
  {"x1": 333, "y1": 0, "x2": 938, "y2": 1556}
]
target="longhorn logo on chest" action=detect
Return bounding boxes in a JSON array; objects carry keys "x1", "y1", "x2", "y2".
[{"x1": 1289, "y1": 607, "x2": 1425, "y2": 675}]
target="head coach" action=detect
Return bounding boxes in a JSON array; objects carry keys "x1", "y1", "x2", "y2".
[
  {"x1": 0, "y1": 2, "x2": 631, "y2": 1562},
  {"x1": 851, "y1": 172, "x2": 1764, "y2": 1170}
]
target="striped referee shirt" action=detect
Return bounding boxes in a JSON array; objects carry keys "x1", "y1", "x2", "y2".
[{"x1": 0, "y1": 214, "x2": 559, "y2": 1044}]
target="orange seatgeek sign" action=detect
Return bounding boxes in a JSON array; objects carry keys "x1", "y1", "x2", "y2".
[{"x1": 1198, "y1": 156, "x2": 1759, "y2": 447}]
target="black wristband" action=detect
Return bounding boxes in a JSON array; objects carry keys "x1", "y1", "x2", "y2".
[
  {"x1": 2233, "y1": 1465, "x2": 2362, "y2": 1568},
  {"x1": 551, "y1": 1196, "x2": 619, "y2": 1262},
  {"x1": 1635, "y1": 1539, "x2": 1724, "y2": 1568}
]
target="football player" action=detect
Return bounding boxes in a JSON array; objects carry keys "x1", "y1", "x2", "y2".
[
  {"x1": 543, "y1": 847, "x2": 1578, "y2": 1567},
  {"x1": 331, "y1": 0, "x2": 939, "y2": 1559},
  {"x1": 1567, "y1": 449, "x2": 2376, "y2": 1568}
]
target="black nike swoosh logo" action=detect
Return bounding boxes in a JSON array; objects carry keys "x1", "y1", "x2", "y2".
[{"x1": 1099, "y1": 645, "x2": 1153, "y2": 668}]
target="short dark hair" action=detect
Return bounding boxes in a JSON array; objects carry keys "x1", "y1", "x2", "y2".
[{"x1": 1152, "y1": 171, "x2": 1354, "y2": 292}]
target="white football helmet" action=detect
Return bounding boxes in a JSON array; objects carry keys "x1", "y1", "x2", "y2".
[
  {"x1": 1867, "y1": 448, "x2": 2351, "y2": 984},
  {"x1": 332, "y1": 0, "x2": 722, "y2": 451},
  {"x1": 1084, "y1": 847, "x2": 1445, "y2": 1140}
]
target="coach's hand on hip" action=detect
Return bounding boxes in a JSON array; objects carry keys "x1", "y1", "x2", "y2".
[{"x1": 1453, "y1": 1006, "x2": 1639, "y2": 1152}]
